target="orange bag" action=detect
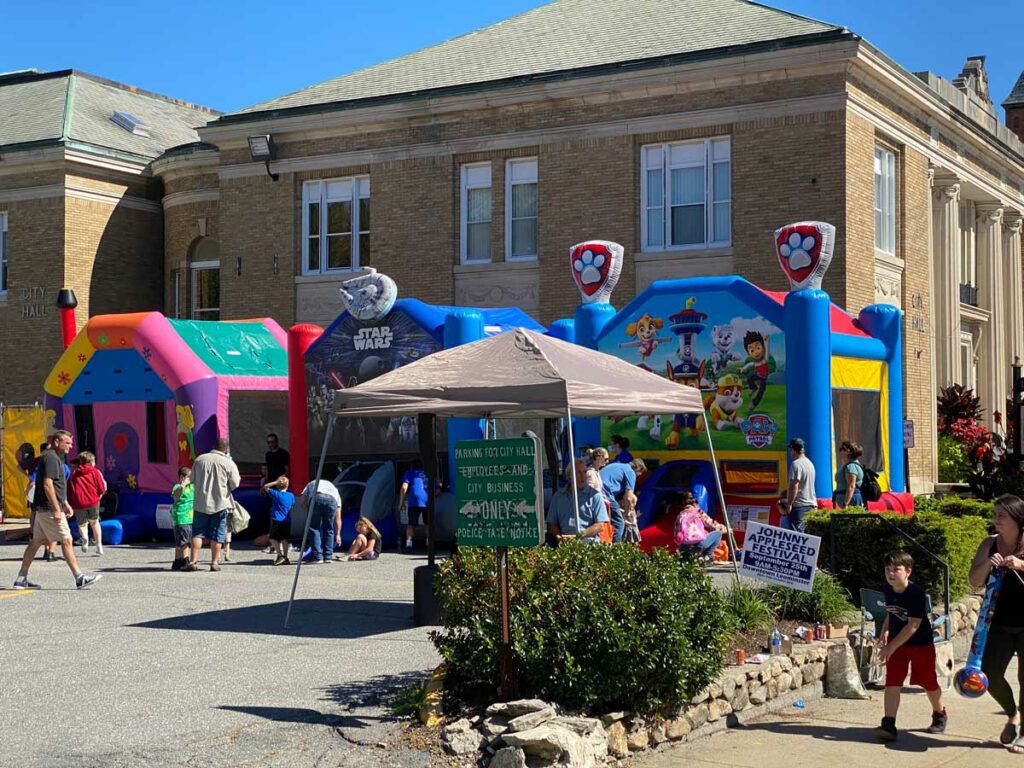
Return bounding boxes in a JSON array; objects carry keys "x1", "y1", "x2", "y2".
[
  {"x1": 598, "y1": 521, "x2": 614, "y2": 544},
  {"x1": 712, "y1": 538, "x2": 730, "y2": 562}
]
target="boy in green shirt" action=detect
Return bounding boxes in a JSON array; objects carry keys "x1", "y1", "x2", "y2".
[{"x1": 170, "y1": 467, "x2": 195, "y2": 571}]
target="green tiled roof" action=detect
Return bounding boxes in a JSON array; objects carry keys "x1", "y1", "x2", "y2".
[
  {"x1": 1005, "y1": 71, "x2": 1024, "y2": 109},
  {"x1": 0, "y1": 70, "x2": 218, "y2": 162},
  {"x1": 226, "y1": 0, "x2": 843, "y2": 119}
]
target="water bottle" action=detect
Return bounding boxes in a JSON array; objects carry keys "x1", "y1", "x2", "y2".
[{"x1": 770, "y1": 626, "x2": 783, "y2": 656}]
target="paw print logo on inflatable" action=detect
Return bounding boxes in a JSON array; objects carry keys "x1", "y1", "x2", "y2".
[
  {"x1": 568, "y1": 240, "x2": 623, "y2": 304},
  {"x1": 779, "y1": 232, "x2": 815, "y2": 271},
  {"x1": 574, "y1": 248, "x2": 605, "y2": 286},
  {"x1": 773, "y1": 221, "x2": 835, "y2": 291}
]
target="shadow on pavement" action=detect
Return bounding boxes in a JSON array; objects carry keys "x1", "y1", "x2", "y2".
[
  {"x1": 324, "y1": 670, "x2": 433, "y2": 710},
  {"x1": 743, "y1": 721, "x2": 983, "y2": 752},
  {"x1": 130, "y1": 598, "x2": 413, "y2": 639},
  {"x1": 217, "y1": 705, "x2": 345, "y2": 726}
]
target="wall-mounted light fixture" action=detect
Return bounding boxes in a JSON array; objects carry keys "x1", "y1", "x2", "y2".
[
  {"x1": 247, "y1": 134, "x2": 279, "y2": 182},
  {"x1": 272, "y1": 252, "x2": 279, "y2": 274},
  {"x1": 236, "y1": 256, "x2": 242, "y2": 276}
]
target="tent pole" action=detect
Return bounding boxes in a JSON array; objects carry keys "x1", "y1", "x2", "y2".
[
  {"x1": 565, "y1": 406, "x2": 580, "y2": 534},
  {"x1": 701, "y1": 413, "x2": 741, "y2": 585},
  {"x1": 285, "y1": 413, "x2": 336, "y2": 629}
]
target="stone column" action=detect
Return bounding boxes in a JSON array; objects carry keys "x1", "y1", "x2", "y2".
[
  {"x1": 977, "y1": 204, "x2": 1006, "y2": 426},
  {"x1": 931, "y1": 181, "x2": 961, "y2": 388},
  {"x1": 1003, "y1": 213, "x2": 1024, "y2": 386}
]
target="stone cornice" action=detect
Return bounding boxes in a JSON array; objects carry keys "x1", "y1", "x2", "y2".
[
  {"x1": 0, "y1": 182, "x2": 160, "y2": 213},
  {"x1": 150, "y1": 149, "x2": 221, "y2": 182},
  {"x1": 162, "y1": 188, "x2": 220, "y2": 210}
]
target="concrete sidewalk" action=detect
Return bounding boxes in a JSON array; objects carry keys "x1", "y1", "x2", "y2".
[{"x1": 630, "y1": 663, "x2": 1021, "y2": 767}]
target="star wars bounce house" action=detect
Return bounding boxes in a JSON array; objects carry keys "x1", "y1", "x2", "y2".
[
  {"x1": 566, "y1": 223, "x2": 909, "y2": 548},
  {"x1": 43, "y1": 313, "x2": 288, "y2": 542},
  {"x1": 295, "y1": 270, "x2": 546, "y2": 546}
]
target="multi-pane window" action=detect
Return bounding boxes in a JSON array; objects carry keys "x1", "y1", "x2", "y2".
[
  {"x1": 641, "y1": 138, "x2": 731, "y2": 250},
  {"x1": 189, "y1": 238, "x2": 219, "y2": 321},
  {"x1": 506, "y1": 158, "x2": 538, "y2": 260},
  {"x1": 302, "y1": 177, "x2": 370, "y2": 274},
  {"x1": 461, "y1": 163, "x2": 492, "y2": 263},
  {"x1": 0, "y1": 212, "x2": 7, "y2": 293},
  {"x1": 874, "y1": 147, "x2": 896, "y2": 254}
]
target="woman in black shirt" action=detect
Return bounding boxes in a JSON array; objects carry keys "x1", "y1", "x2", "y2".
[{"x1": 970, "y1": 494, "x2": 1024, "y2": 751}]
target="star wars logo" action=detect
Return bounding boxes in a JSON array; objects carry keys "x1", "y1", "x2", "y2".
[{"x1": 353, "y1": 326, "x2": 393, "y2": 351}]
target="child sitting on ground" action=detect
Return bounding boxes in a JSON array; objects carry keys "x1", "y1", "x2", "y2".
[
  {"x1": 262, "y1": 476, "x2": 295, "y2": 566},
  {"x1": 68, "y1": 451, "x2": 107, "y2": 556},
  {"x1": 671, "y1": 490, "x2": 725, "y2": 560},
  {"x1": 170, "y1": 467, "x2": 194, "y2": 570},
  {"x1": 345, "y1": 517, "x2": 382, "y2": 561},
  {"x1": 874, "y1": 550, "x2": 947, "y2": 741}
]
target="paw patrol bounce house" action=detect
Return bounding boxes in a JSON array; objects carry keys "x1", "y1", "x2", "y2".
[{"x1": 566, "y1": 223, "x2": 909, "y2": 546}]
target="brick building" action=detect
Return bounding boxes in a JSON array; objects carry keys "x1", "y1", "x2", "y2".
[{"x1": 0, "y1": 69, "x2": 216, "y2": 404}]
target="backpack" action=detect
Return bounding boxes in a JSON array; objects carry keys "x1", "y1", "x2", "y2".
[
  {"x1": 674, "y1": 506, "x2": 707, "y2": 546},
  {"x1": 860, "y1": 464, "x2": 882, "y2": 503}
]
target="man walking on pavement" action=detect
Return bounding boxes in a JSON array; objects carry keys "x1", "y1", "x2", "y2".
[
  {"x1": 184, "y1": 437, "x2": 240, "y2": 572},
  {"x1": 13, "y1": 430, "x2": 101, "y2": 590},
  {"x1": 299, "y1": 478, "x2": 342, "y2": 563}
]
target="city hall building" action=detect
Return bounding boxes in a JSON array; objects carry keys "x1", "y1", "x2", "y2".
[{"x1": 5, "y1": 0, "x2": 1024, "y2": 493}]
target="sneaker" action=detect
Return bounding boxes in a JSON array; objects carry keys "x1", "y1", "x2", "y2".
[
  {"x1": 874, "y1": 717, "x2": 898, "y2": 742},
  {"x1": 96, "y1": 545, "x2": 103, "y2": 556},
  {"x1": 13, "y1": 576, "x2": 41, "y2": 590},
  {"x1": 263, "y1": 546, "x2": 274, "y2": 554},
  {"x1": 182, "y1": 562, "x2": 198, "y2": 572},
  {"x1": 75, "y1": 573, "x2": 102, "y2": 590},
  {"x1": 171, "y1": 558, "x2": 183, "y2": 571},
  {"x1": 42, "y1": 550, "x2": 52, "y2": 562},
  {"x1": 81, "y1": 540, "x2": 88, "y2": 554},
  {"x1": 210, "y1": 562, "x2": 221, "y2": 572},
  {"x1": 926, "y1": 709, "x2": 947, "y2": 734},
  {"x1": 301, "y1": 554, "x2": 323, "y2": 564},
  {"x1": 273, "y1": 556, "x2": 286, "y2": 566},
  {"x1": 283, "y1": 557, "x2": 291, "y2": 565}
]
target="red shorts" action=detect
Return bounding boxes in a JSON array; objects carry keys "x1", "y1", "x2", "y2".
[{"x1": 885, "y1": 643, "x2": 938, "y2": 690}]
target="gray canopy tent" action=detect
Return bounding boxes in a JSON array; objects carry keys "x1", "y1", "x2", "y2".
[{"x1": 285, "y1": 329, "x2": 739, "y2": 626}]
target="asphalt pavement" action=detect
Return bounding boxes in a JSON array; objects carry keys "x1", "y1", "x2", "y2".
[{"x1": 0, "y1": 540, "x2": 442, "y2": 768}]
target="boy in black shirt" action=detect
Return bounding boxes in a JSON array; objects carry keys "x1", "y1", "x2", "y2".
[{"x1": 874, "y1": 550, "x2": 947, "y2": 741}]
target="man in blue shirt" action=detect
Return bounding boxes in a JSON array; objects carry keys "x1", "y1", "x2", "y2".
[
  {"x1": 546, "y1": 460, "x2": 608, "y2": 544},
  {"x1": 592, "y1": 447, "x2": 636, "y2": 543},
  {"x1": 262, "y1": 476, "x2": 295, "y2": 565}
]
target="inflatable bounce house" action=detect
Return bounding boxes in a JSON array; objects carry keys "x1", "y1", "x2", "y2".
[
  {"x1": 43, "y1": 313, "x2": 288, "y2": 542},
  {"x1": 565, "y1": 223, "x2": 910, "y2": 550},
  {"x1": 295, "y1": 269, "x2": 546, "y2": 546}
]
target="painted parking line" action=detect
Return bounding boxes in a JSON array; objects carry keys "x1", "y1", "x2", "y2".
[{"x1": 0, "y1": 591, "x2": 34, "y2": 600}]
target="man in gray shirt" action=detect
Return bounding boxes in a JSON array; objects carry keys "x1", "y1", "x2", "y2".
[
  {"x1": 781, "y1": 437, "x2": 816, "y2": 532},
  {"x1": 184, "y1": 437, "x2": 240, "y2": 572}
]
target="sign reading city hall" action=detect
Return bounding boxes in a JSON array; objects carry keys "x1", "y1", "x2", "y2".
[
  {"x1": 739, "y1": 521, "x2": 822, "y2": 592},
  {"x1": 455, "y1": 437, "x2": 544, "y2": 547}
]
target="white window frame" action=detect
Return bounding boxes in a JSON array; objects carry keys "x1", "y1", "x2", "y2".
[
  {"x1": 301, "y1": 176, "x2": 370, "y2": 275},
  {"x1": 960, "y1": 326, "x2": 977, "y2": 392},
  {"x1": 505, "y1": 158, "x2": 538, "y2": 261},
  {"x1": 0, "y1": 212, "x2": 7, "y2": 295},
  {"x1": 640, "y1": 138, "x2": 731, "y2": 252},
  {"x1": 874, "y1": 147, "x2": 896, "y2": 255},
  {"x1": 172, "y1": 269, "x2": 181, "y2": 318},
  {"x1": 190, "y1": 260, "x2": 219, "y2": 321},
  {"x1": 460, "y1": 162, "x2": 492, "y2": 264}
]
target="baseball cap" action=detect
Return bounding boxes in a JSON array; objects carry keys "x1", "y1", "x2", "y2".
[{"x1": 789, "y1": 438, "x2": 806, "y2": 452}]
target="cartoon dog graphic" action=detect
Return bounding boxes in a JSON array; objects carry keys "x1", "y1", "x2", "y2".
[
  {"x1": 619, "y1": 313, "x2": 669, "y2": 364},
  {"x1": 709, "y1": 324, "x2": 739, "y2": 380},
  {"x1": 703, "y1": 374, "x2": 745, "y2": 430},
  {"x1": 664, "y1": 360, "x2": 706, "y2": 448}
]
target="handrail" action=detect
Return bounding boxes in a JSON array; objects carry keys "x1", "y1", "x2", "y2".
[{"x1": 829, "y1": 513, "x2": 951, "y2": 641}]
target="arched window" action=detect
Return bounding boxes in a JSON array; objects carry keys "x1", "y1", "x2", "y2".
[{"x1": 189, "y1": 238, "x2": 220, "y2": 321}]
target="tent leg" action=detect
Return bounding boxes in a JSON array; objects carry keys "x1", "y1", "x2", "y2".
[
  {"x1": 285, "y1": 413, "x2": 336, "y2": 629},
  {"x1": 702, "y1": 413, "x2": 741, "y2": 586},
  {"x1": 565, "y1": 406, "x2": 580, "y2": 534}
]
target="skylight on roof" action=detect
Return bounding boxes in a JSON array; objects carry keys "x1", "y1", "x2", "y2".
[{"x1": 111, "y1": 111, "x2": 151, "y2": 137}]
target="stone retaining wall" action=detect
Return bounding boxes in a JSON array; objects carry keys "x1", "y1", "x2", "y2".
[{"x1": 442, "y1": 595, "x2": 984, "y2": 767}]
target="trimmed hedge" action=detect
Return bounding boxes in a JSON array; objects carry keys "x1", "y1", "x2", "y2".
[
  {"x1": 432, "y1": 544, "x2": 731, "y2": 715},
  {"x1": 805, "y1": 508, "x2": 988, "y2": 603},
  {"x1": 914, "y1": 495, "x2": 993, "y2": 520}
]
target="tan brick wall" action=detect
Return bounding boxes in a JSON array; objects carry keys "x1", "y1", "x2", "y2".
[
  {"x1": 218, "y1": 173, "x2": 296, "y2": 324},
  {"x1": 0, "y1": 195, "x2": 66, "y2": 404},
  {"x1": 162, "y1": 200, "x2": 219, "y2": 317},
  {"x1": 163, "y1": 171, "x2": 219, "y2": 196},
  {"x1": 843, "y1": 113, "x2": 877, "y2": 313}
]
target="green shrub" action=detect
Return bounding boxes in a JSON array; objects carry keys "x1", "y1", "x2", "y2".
[
  {"x1": 937, "y1": 435, "x2": 970, "y2": 483},
  {"x1": 759, "y1": 571, "x2": 857, "y2": 625},
  {"x1": 721, "y1": 582, "x2": 776, "y2": 634},
  {"x1": 805, "y1": 508, "x2": 988, "y2": 603},
  {"x1": 932, "y1": 496, "x2": 993, "y2": 520},
  {"x1": 432, "y1": 544, "x2": 731, "y2": 715}
]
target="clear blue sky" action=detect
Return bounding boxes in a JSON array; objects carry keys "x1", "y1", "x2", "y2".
[{"x1": 2, "y1": 0, "x2": 1021, "y2": 115}]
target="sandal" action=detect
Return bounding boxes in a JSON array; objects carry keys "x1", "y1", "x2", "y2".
[
  {"x1": 1011, "y1": 736, "x2": 1024, "y2": 754},
  {"x1": 1002, "y1": 722, "x2": 1019, "y2": 746}
]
